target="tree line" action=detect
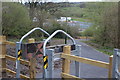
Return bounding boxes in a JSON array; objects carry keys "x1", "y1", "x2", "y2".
[
  {"x1": 82, "y1": 2, "x2": 120, "y2": 48},
  {"x1": 2, "y1": 2, "x2": 120, "y2": 49},
  {"x1": 2, "y1": 2, "x2": 80, "y2": 38}
]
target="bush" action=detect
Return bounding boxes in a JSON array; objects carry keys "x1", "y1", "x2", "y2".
[
  {"x1": 2, "y1": 2, "x2": 32, "y2": 38},
  {"x1": 43, "y1": 20, "x2": 79, "y2": 38},
  {"x1": 82, "y1": 26, "x2": 94, "y2": 37}
]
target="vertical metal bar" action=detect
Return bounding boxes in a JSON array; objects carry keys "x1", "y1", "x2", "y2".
[
  {"x1": 43, "y1": 60, "x2": 48, "y2": 79},
  {"x1": 116, "y1": 51, "x2": 120, "y2": 79},
  {"x1": 75, "y1": 45, "x2": 81, "y2": 77},
  {"x1": 118, "y1": 51, "x2": 120, "y2": 78},
  {"x1": 46, "y1": 49, "x2": 54, "y2": 78},
  {"x1": 65, "y1": 17, "x2": 67, "y2": 44},
  {"x1": 112, "y1": 49, "x2": 118, "y2": 78},
  {"x1": 16, "y1": 42, "x2": 21, "y2": 78}
]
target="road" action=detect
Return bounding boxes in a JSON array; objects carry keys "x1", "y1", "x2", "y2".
[{"x1": 36, "y1": 39, "x2": 110, "y2": 78}]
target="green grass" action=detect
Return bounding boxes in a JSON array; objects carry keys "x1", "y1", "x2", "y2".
[
  {"x1": 81, "y1": 40, "x2": 113, "y2": 56},
  {"x1": 72, "y1": 18, "x2": 90, "y2": 22},
  {"x1": 96, "y1": 48, "x2": 113, "y2": 56},
  {"x1": 60, "y1": 6, "x2": 97, "y2": 23}
]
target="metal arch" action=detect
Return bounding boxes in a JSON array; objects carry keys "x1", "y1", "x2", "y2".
[
  {"x1": 18, "y1": 27, "x2": 50, "y2": 49},
  {"x1": 19, "y1": 27, "x2": 50, "y2": 43},
  {"x1": 43, "y1": 30, "x2": 76, "y2": 78},
  {"x1": 43, "y1": 30, "x2": 76, "y2": 56},
  {"x1": 16, "y1": 27, "x2": 50, "y2": 78}
]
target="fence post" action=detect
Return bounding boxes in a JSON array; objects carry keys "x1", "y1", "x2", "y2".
[
  {"x1": 75, "y1": 45, "x2": 81, "y2": 77},
  {"x1": 112, "y1": 49, "x2": 118, "y2": 78},
  {"x1": 108, "y1": 55, "x2": 113, "y2": 78},
  {"x1": 62, "y1": 46, "x2": 71, "y2": 77},
  {"x1": 28, "y1": 38, "x2": 36, "y2": 79},
  {"x1": 16, "y1": 42, "x2": 21, "y2": 78},
  {"x1": 46, "y1": 49, "x2": 54, "y2": 78},
  {"x1": 0, "y1": 36, "x2": 6, "y2": 78}
]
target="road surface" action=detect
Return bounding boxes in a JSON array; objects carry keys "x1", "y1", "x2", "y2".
[{"x1": 36, "y1": 39, "x2": 110, "y2": 78}]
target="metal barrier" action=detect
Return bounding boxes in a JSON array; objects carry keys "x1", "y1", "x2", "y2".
[
  {"x1": 16, "y1": 27, "x2": 50, "y2": 78},
  {"x1": 0, "y1": 34, "x2": 115, "y2": 78},
  {"x1": 112, "y1": 49, "x2": 120, "y2": 79},
  {"x1": 42, "y1": 30, "x2": 81, "y2": 78}
]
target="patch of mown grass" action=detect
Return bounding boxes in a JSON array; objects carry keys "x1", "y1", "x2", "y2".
[
  {"x1": 81, "y1": 40, "x2": 113, "y2": 56},
  {"x1": 72, "y1": 18, "x2": 91, "y2": 22},
  {"x1": 95, "y1": 46, "x2": 113, "y2": 56}
]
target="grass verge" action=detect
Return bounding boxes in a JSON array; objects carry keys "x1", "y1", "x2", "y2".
[{"x1": 81, "y1": 40, "x2": 113, "y2": 56}]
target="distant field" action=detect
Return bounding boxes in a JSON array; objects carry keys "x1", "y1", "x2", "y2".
[
  {"x1": 60, "y1": 6, "x2": 100, "y2": 22},
  {"x1": 72, "y1": 17, "x2": 91, "y2": 22}
]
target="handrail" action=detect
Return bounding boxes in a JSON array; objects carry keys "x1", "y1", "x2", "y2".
[
  {"x1": 17, "y1": 27, "x2": 50, "y2": 50},
  {"x1": 19, "y1": 27, "x2": 50, "y2": 43},
  {"x1": 16, "y1": 27, "x2": 50, "y2": 78},
  {"x1": 43, "y1": 30, "x2": 76, "y2": 56}
]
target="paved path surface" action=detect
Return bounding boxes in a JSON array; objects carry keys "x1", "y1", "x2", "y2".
[
  {"x1": 36, "y1": 39, "x2": 110, "y2": 78},
  {"x1": 70, "y1": 39, "x2": 109, "y2": 78}
]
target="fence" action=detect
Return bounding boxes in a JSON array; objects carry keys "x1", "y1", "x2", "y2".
[
  {"x1": 0, "y1": 36, "x2": 36, "y2": 78},
  {"x1": 61, "y1": 46, "x2": 113, "y2": 79},
  {"x1": 0, "y1": 36, "x2": 114, "y2": 79}
]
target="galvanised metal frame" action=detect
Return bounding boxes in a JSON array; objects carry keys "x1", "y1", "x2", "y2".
[
  {"x1": 43, "y1": 30, "x2": 81, "y2": 78},
  {"x1": 43, "y1": 30, "x2": 76, "y2": 56},
  {"x1": 44, "y1": 45, "x2": 81, "y2": 78},
  {"x1": 112, "y1": 49, "x2": 120, "y2": 79},
  {"x1": 16, "y1": 27, "x2": 50, "y2": 78}
]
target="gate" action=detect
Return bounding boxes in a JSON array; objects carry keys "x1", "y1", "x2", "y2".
[
  {"x1": 112, "y1": 49, "x2": 120, "y2": 79},
  {"x1": 41, "y1": 30, "x2": 113, "y2": 79},
  {"x1": 2, "y1": 28, "x2": 116, "y2": 79}
]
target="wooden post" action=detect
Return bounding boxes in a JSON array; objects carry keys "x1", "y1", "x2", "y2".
[
  {"x1": 62, "y1": 46, "x2": 71, "y2": 77},
  {"x1": 28, "y1": 38, "x2": 36, "y2": 79},
  {"x1": 0, "y1": 36, "x2": 6, "y2": 78},
  {"x1": 108, "y1": 55, "x2": 113, "y2": 78},
  {"x1": 28, "y1": 38, "x2": 35, "y2": 43}
]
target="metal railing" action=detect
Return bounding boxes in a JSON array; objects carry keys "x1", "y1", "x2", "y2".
[
  {"x1": 43, "y1": 30, "x2": 77, "y2": 78},
  {"x1": 16, "y1": 27, "x2": 50, "y2": 78}
]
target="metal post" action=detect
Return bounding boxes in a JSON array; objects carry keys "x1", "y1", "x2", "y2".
[
  {"x1": 16, "y1": 42, "x2": 21, "y2": 78},
  {"x1": 65, "y1": 17, "x2": 67, "y2": 44},
  {"x1": 75, "y1": 45, "x2": 81, "y2": 77},
  {"x1": 46, "y1": 49, "x2": 54, "y2": 78},
  {"x1": 43, "y1": 60, "x2": 47, "y2": 79},
  {"x1": 112, "y1": 49, "x2": 118, "y2": 78}
]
